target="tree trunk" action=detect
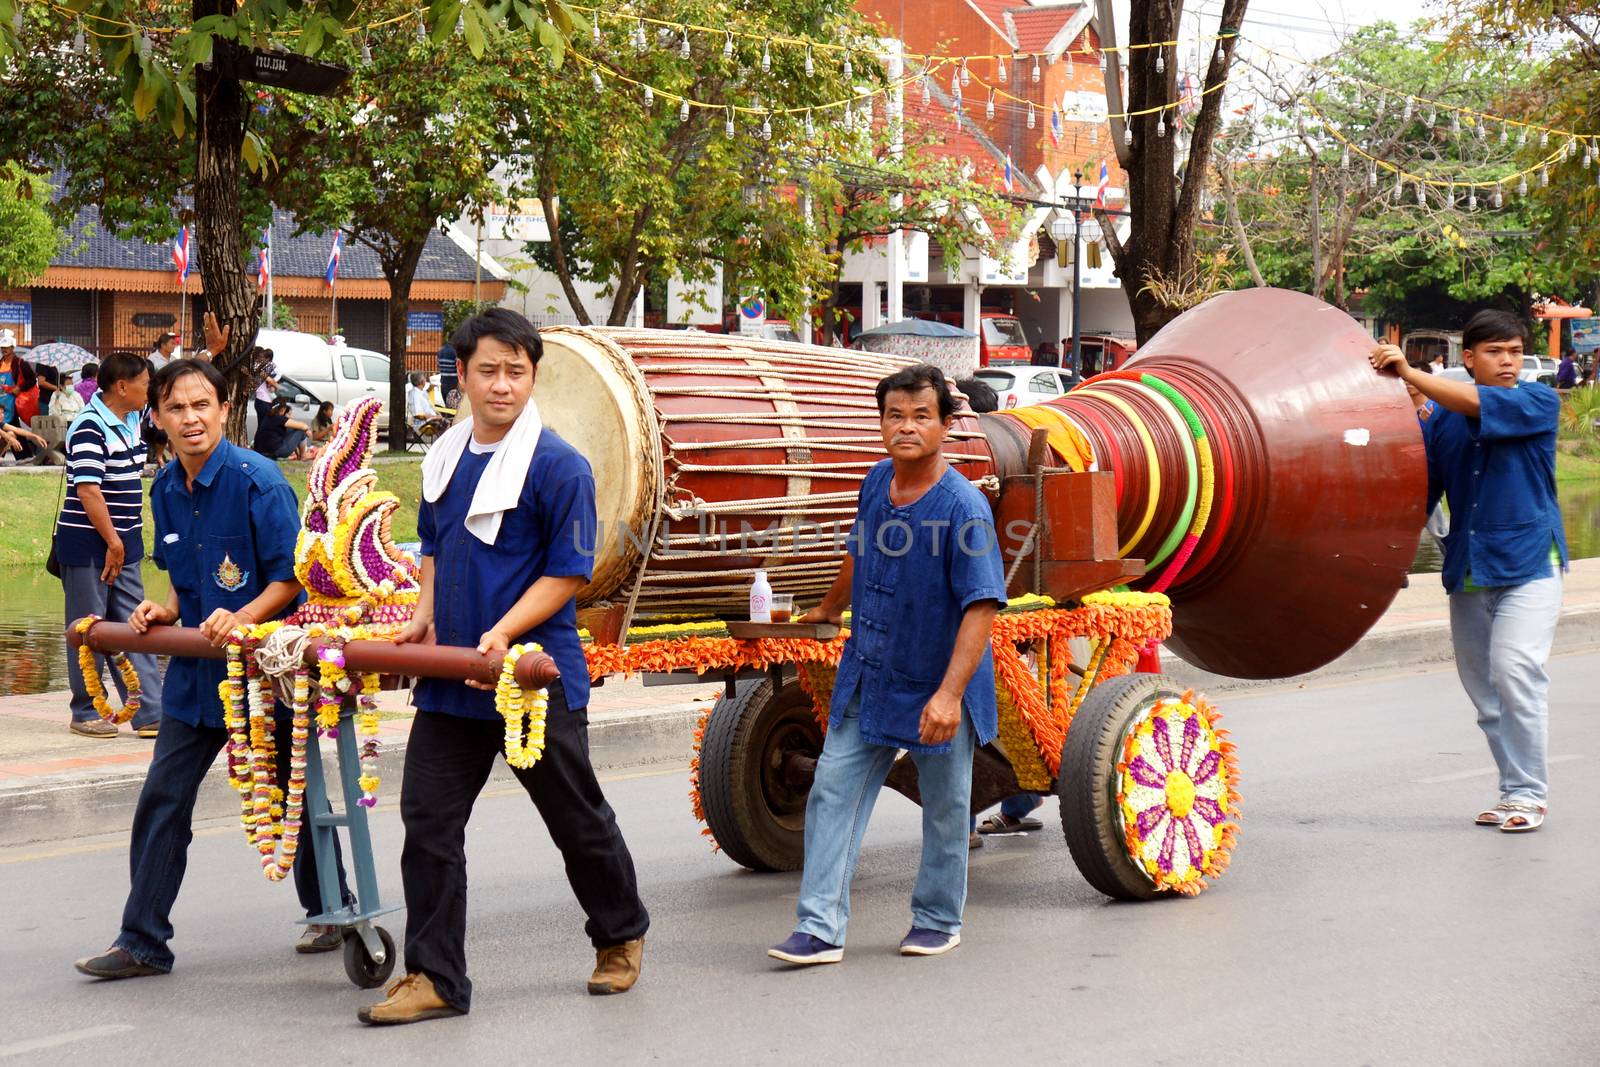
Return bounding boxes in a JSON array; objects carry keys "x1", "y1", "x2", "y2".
[
  {"x1": 383, "y1": 239, "x2": 428, "y2": 453},
  {"x1": 537, "y1": 188, "x2": 592, "y2": 325},
  {"x1": 1217, "y1": 164, "x2": 1266, "y2": 287},
  {"x1": 194, "y1": 0, "x2": 263, "y2": 442}
]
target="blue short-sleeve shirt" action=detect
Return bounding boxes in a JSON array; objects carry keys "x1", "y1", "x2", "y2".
[
  {"x1": 150, "y1": 440, "x2": 305, "y2": 727},
  {"x1": 413, "y1": 430, "x2": 597, "y2": 720},
  {"x1": 1422, "y1": 381, "x2": 1567, "y2": 594},
  {"x1": 830, "y1": 460, "x2": 1007, "y2": 753}
]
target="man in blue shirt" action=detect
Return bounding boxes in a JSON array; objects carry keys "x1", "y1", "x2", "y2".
[
  {"x1": 74, "y1": 359, "x2": 351, "y2": 980},
  {"x1": 770, "y1": 364, "x2": 1005, "y2": 965},
  {"x1": 57, "y1": 351, "x2": 163, "y2": 739},
  {"x1": 1372, "y1": 309, "x2": 1566, "y2": 833},
  {"x1": 360, "y1": 309, "x2": 648, "y2": 1026}
]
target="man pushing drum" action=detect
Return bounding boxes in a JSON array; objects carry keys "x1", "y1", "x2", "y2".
[
  {"x1": 769, "y1": 363, "x2": 1006, "y2": 964},
  {"x1": 360, "y1": 309, "x2": 649, "y2": 1025}
]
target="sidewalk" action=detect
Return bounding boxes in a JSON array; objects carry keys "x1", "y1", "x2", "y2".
[{"x1": 5, "y1": 560, "x2": 1599, "y2": 846}]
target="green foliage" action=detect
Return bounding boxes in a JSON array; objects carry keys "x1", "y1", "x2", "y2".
[
  {"x1": 267, "y1": 300, "x2": 299, "y2": 330},
  {"x1": 0, "y1": 163, "x2": 61, "y2": 287},
  {"x1": 442, "y1": 300, "x2": 496, "y2": 338}
]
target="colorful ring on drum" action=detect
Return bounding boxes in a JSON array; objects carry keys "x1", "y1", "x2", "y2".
[
  {"x1": 1102, "y1": 377, "x2": 1197, "y2": 570},
  {"x1": 1131, "y1": 372, "x2": 1217, "y2": 593},
  {"x1": 1073, "y1": 387, "x2": 1161, "y2": 557},
  {"x1": 1157, "y1": 373, "x2": 1237, "y2": 584}
]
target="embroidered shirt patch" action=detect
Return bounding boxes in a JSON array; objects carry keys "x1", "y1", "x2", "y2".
[{"x1": 215, "y1": 553, "x2": 249, "y2": 592}]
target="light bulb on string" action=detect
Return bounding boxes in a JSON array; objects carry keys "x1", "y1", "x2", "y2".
[
  {"x1": 986, "y1": 91, "x2": 994, "y2": 120},
  {"x1": 1392, "y1": 175, "x2": 1403, "y2": 201},
  {"x1": 1157, "y1": 112, "x2": 1166, "y2": 137},
  {"x1": 679, "y1": 99, "x2": 690, "y2": 122},
  {"x1": 804, "y1": 45, "x2": 813, "y2": 77},
  {"x1": 1340, "y1": 144, "x2": 1350, "y2": 168},
  {"x1": 997, "y1": 54, "x2": 1009, "y2": 84},
  {"x1": 1368, "y1": 164, "x2": 1378, "y2": 189},
  {"x1": 590, "y1": 68, "x2": 603, "y2": 93},
  {"x1": 1540, "y1": 166, "x2": 1549, "y2": 187},
  {"x1": 1424, "y1": 107, "x2": 1435, "y2": 127},
  {"x1": 761, "y1": 42, "x2": 770, "y2": 73},
  {"x1": 725, "y1": 107, "x2": 735, "y2": 138},
  {"x1": 1032, "y1": 54, "x2": 1041, "y2": 83},
  {"x1": 634, "y1": 19, "x2": 647, "y2": 53},
  {"x1": 1415, "y1": 182, "x2": 1425, "y2": 206},
  {"x1": 1155, "y1": 50, "x2": 1165, "y2": 74},
  {"x1": 960, "y1": 58, "x2": 969, "y2": 86},
  {"x1": 1539, "y1": 130, "x2": 1549, "y2": 148},
  {"x1": 1517, "y1": 173, "x2": 1528, "y2": 197},
  {"x1": 804, "y1": 110, "x2": 814, "y2": 138},
  {"x1": 1517, "y1": 127, "x2": 1527, "y2": 147},
  {"x1": 1401, "y1": 98, "x2": 1413, "y2": 121},
  {"x1": 1374, "y1": 96, "x2": 1386, "y2": 121},
  {"x1": 1475, "y1": 116, "x2": 1485, "y2": 140},
  {"x1": 643, "y1": 85, "x2": 653, "y2": 109},
  {"x1": 761, "y1": 114, "x2": 772, "y2": 141},
  {"x1": 723, "y1": 32, "x2": 733, "y2": 60},
  {"x1": 842, "y1": 53, "x2": 852, "y2": 78},
  {"x1": 360, "y1": 37, "x2": 372, "y2": 65},
  {"x1": 138, "y1": 34, "x2": 150, "y2": 60},
  {"x1": 1027, "y1": 102, "x2": 1036, "y2": 129},
  {"x1": 1467, "y1": 187, "x2": 1477, "y2": 210},
  {"x1": 1450, "y1": 110, "x2": 1460, "y2": 136},
  {"x1": 922, "y1": 74, "x2": 931, "y2": 106},
  {"x1": 74, "y1": 22, "x2": 86, "y2": 54},
  {"x1": 1499, "y1": 123, "x2": 1508, "y2": 145},
  {"x1": 679, "y1": 29, "x2": 690, "y2": 59},
  {"x1": 1492, "y1": 183, "x2": 1502, "y2": 208},
  {"x1": 1124, "y1": 126, "x2": 1133, "y2": 147}
]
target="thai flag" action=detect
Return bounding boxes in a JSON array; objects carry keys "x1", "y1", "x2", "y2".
[
  {"x1": 172, "y1": 226, "x2": 191, "y2": 286},
  {"x1": 324, "y1": 230, "x2": 343, "y2": 287},
  {"x1": 1049, "y1": 104, "x2": 1063, "y2": 147},
  {"x1": 256, "y1": 228, "x2": 271, "y2": 289},
  {"x1": 1095, "y1": 158, "x2": 1110, "y2": 208},
  {"x1": 1002, "y1": 152, "x2": 1014, "y2": 193}
]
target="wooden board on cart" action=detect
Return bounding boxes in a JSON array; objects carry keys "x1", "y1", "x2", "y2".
[{"x1": 726, "y1": 621, "x2": 840, "y2": 640}]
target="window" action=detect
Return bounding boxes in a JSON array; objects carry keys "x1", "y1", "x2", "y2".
[
  {"x1": 1029, "y1": 372, "x2": 1060, "y2": 394},
  {"x1": 975, "y1": 371, "x2": 1014, "y2": 389},
  {"x1": 340, "y1": 354, "x2": 359, "y2": 379},
  {"x1": 361, "y1": 354, "x2": 389, "y2": 383},
  {"x1": 982, "y1": 317, "x2": 1029, "y2": 347}
]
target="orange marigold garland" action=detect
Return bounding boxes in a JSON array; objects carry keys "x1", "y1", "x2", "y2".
[
  {"x1": 1115, "y1": 689, "x2": 1241, "y2": 896},
  {"x1": 73, "y1": 615, "x2": 141, "y2": 725}
]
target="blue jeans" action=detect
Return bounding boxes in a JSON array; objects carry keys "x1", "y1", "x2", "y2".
[
  {"x1": 114, "y1": 713, "x2": 353, "y2": 971},
  {"x1": 1448, "y1": 573, "x2": 1562, "y2": 806},
  {"x1": 61, "y1": 562, "x2": 162, "y2": 728},
  {"x1": 794, "y1": 694, "x2": 974, "y2": 946}
]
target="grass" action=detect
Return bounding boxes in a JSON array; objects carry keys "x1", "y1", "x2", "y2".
[{"x1": 0, "y1": 455, "x2": 423, "y2": 567}]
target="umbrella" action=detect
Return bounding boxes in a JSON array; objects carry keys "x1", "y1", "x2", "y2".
[
  {"x1": 27, "y1": 342, "x2": 95, "y2": 374},
  {"x1": 853, "y1": 318, "x2": 977, "y2": 339}
]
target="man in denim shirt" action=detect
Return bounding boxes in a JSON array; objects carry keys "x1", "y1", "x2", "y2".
[
  {"x1": 770, "y1": 364, "x2": 1005, "y2": 964},
  {"x1": 1372, "y1": 309, "x2": 1566, "y2": 833}
]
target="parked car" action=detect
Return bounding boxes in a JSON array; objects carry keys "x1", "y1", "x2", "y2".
[
  {"x1": 245, "y1": 373, "x2": 325, "y2": 442},
  {"x1": 977, "y1": 312, "x2": 1033, "y2": 366},
  {"x1": 1437, "y1": 361, "x2": 1556, "y2": 387},
  {"x1": 255, "y1": 328, "x2": 390, "y2": 427},
  {"x1": 748, "y1": 320, "x2": 802, "y2": 344},
  {"x1": 974, "y1": 366, "x2": 1074, "y2": 409}
]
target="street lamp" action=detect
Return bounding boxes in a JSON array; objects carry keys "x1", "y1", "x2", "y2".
[{"x1": 1052, "y1": 168, "x2": 1093, "y2": 371}]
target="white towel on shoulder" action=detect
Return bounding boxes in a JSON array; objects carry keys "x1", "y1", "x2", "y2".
[{"x1": 421, "y1": 399, "x2": 543, "y2": 546}]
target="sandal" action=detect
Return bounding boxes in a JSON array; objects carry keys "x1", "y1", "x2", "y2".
[
  {"x1": 1475, "y1": 803, "x2": 1515, "y2": 827},
  {"x1": 1499, "y1": 803, "x2": 1546, "y2": 834},
  {"x1": 977, "y1": 813, "x2": 1044, "y2": 835}
]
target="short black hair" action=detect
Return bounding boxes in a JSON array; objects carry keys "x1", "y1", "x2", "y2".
[
  {"x1": 152, "y1": 357, "x2": 228, "y2": 411},
  {"x1": 154, "y1": 332, "x2": 176, "y2": 348},
  {"x1": 956, "y1": 376, "x2": 999, "y2": 413},
  {"x1": 97, "y1": 351, "x2": 149, "y2": 390},
  {"x1": 450, "y1": 307, "x2": 542, "y2": 367},
  {"x1": 876, "y1": 363, "x2": 956, "y2": 420},
  {"x1": 81, "y1": 361, "x2": 99, "y2": 380},
  {"x1": 1463, "y1": 309, "x2": 1529, "y2": 351}
]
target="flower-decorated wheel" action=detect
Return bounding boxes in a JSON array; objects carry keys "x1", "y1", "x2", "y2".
[
  {"x1": 1059, "y1": 672, "x2": 1240, "y2": 900},
  {"x1": 699, "y1": 675, "x2": 822, "y2": 872}
]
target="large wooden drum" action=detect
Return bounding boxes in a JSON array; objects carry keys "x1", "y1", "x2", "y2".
[{"x1": 533, "y1": 327, "x2": 993, "y2": 615}]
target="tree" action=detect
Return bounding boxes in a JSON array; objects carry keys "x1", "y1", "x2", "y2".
[
  {"x1": 264, "y1": 26, "x2": 520, "y2": 451},
  {"x1": 0, "y1": 0, "x2": 575, "y2": 438},
  {"x1": 806, "y1": 117, "x2": 1027, "y2": 343},
  {"x1": 520, "y1": 0, "x2": 877, "y2": 326},
  {"x1": 0, "y1": 163, "x2": 61, "y2": 287},
  {"x1": 1096, "y1": 0, "x2": 1251, "y2": 343}
]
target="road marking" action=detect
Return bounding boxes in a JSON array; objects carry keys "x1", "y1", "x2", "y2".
[
  {"x1": 0, "y1": 1025, "x2": 134, "y2": 1058},
  {"x1": 0, "y1": 765, "x2": 688, "y2": 866},
  {"x1": 1414, "y1": 753, "x2": 1583, "y2": 784}
]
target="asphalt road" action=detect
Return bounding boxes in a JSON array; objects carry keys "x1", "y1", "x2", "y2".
[{"x1": 3, "y1": 654, "x2": 1599, "y2": 1065}]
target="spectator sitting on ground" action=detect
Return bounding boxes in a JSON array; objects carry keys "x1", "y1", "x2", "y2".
[
  {"x1": 310, "y1": 401, "x2": 337, "y2": 444},
  {"x1": 251, "y1": 400, "x2": 311, "y2": 460},
  {"x1": 0, "y1": 420, "x2": 56, "y2": 465}
]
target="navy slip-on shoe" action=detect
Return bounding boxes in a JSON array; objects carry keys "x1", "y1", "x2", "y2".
[
  {"x1": 767, "y1": 932, "x2": 843, "y2": 965},
  {"x1": 898, "y1": 928, "x2": 961, "y2": 956}
]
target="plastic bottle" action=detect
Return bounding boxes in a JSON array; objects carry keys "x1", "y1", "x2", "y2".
[{"x1": 749, "y1": 569, "x2": 772, "y2": 623}]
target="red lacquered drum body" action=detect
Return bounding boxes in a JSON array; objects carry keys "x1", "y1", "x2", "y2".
[
  {"x1": 534, "y1": 327, "x2": 993, "y2": 615},
  {"x1": 1032, "y1": 288, "x2": 1427, "y2": 678}
]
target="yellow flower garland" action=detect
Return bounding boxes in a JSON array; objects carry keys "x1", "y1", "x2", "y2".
[
  {"x1": 496, "y1": 643, "x2": 549, "y2": 769},
  {"x1": 74, "y1": 615, "x2": 141, "y2": 725}
]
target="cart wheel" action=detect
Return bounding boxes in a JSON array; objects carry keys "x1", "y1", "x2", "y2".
[
  {"x1": 342, "y1": 925, "x2": 397, "y2": 989},
  {"x1": 1060, "y1": 672, "x2": 1239, "y2": 901},
  {"x1": 700, "y1": 676, "x2": 822, "y2": 872}
]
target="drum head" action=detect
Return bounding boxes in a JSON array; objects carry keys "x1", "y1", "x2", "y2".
[{"x1": 536, "y1": 327, "x2": 662, "y2": 602}]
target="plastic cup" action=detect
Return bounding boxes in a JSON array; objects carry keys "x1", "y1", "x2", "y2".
[{"x1": 770, "y1": 594, "x2": 794, "y2": 623}]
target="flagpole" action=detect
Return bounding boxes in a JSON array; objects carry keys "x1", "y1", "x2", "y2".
[
  {"x1": 330, "y1": 265, "x2": 339, "y2": 340},
  {"x1": 265, "y1": 225, "x2": 274, "y2": 327},
  {"x1": 178, "y1": 277, "x2": 186, "y2": 357}
]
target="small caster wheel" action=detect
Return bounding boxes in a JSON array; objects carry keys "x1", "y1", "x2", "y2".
[{"x1": 343, "y1": 925, "x2": 397, "y2": 989}]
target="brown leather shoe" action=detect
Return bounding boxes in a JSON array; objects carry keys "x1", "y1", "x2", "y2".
[
  {"x1": 587, "y1": 937, "x2": 644, "y2": 995},
  {"x1": 70, "y1": 719, "x2": 118, "y2": 739},
  {"x1": 357, "y1": 972, "x2": 462, "y2": 1025}
]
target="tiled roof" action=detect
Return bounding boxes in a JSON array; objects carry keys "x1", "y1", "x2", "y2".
[
  {"x1": 1008, "y1": 5, "x2": 1085, "y2": 52},
  {"x1": 52, "y1": 197, "x2": 481, "y2": 283},
  {"x1": 965, "y1": 0, "x2": 1017, "y2": 39},
  {"x1": 903, "y1": 81, "x2": 1045, "y2": 199}
]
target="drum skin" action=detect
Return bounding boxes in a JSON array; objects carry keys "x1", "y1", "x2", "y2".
[{"x1": 534, "y1": 327, "x2": 992, "y2": 614}]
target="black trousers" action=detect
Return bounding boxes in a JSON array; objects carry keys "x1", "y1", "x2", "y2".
[{"x1": 399, "y1": 685, "x2": 650, "y2": 1011}]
